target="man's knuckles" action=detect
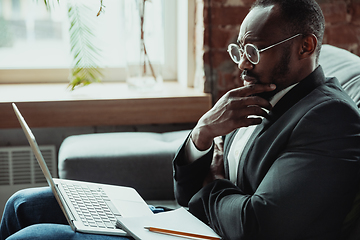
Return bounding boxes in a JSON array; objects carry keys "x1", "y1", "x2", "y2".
[{"x1": 227, "y1": 96, "x2": 269, "y2": 109}]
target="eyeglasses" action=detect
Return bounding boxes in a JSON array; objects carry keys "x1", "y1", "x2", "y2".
[{"x1": 227, "y1": 33, "x2": 302, "y2": 65}]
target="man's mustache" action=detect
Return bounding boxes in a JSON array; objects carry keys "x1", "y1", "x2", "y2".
[{"x1": 241, "y1": 70, "x2": 258, "y2": 84}]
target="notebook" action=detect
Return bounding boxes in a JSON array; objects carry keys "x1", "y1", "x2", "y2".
[
  {"x1": 12, "y1": 103, "x2": 153, "y2": 236},
  {"x1": 115, "y1": 207, "x2": 221, "y2": 240}
]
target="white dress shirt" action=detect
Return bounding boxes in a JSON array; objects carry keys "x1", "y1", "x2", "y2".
[{"x1": 185, "y1": 84, "x2": 297, "y2": 184}]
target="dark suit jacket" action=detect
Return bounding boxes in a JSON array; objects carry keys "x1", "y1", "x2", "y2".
[{"x1": 173, "y1": 66, "x2": 360, "y2": 240}]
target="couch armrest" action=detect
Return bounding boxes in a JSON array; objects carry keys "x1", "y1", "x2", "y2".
[{"x1": 58, "y1": 130, "x2": 190, "y2": 200}]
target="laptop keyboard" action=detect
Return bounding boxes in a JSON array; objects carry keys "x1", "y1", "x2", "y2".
[{"x1": 61, "y1": 183, "x2": 119, "y2": 229}]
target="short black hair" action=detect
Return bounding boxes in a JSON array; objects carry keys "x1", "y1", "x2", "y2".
[{"x1": 251, "y1": 0, "x2": 325, "y2": 62}]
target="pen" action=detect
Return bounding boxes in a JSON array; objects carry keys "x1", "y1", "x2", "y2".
[{"x1": 144, "y1": 226, "x2": 221, "y2": 240}]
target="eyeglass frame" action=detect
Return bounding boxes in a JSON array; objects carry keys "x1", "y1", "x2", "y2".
[{"x1": 227, "y1": 33, "x2": 302, "y2": 65}]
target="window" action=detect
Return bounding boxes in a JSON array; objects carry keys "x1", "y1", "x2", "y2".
[{"x1": 0, "y1": 0, "x2": 177, "y2": 83}]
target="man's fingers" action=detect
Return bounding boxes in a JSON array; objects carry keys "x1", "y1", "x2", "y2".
[
  {"x1": 224, "y1": 105, "x2": 268, "y2": 129},
  {"x1": 228, "y1": 96, "x2": 273, "y2": 111},
  {"x1": 229, "y1": 83, "x2": 276, "y2": 98},
  {"x1": 241, "y1": 105, "x2": 270, "y2": 118},
  {"x1": 237, "y1": 117, "x2": 263, "y2": 128}
]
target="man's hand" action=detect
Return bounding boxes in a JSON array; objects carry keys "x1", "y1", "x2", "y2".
[{"x1": 191, "y1": 84, "x2": 276, "y2": 151}]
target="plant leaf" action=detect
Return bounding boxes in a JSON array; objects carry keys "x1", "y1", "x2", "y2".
[{"x1": 67, "y1": 1, "x2": 103, "y2": 90}]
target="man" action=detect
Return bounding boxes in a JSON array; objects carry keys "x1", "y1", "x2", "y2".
[
  {"x1": 173, "y1": 0, "x2": 360, "y2": 239},
  {"x1": 1, "y1": 0, "x2": 360, "y2": 240}
]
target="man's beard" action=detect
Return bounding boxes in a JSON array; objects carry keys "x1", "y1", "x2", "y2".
[{"x1": 245, "y1": 46, "x2": 291, "y2": 101}]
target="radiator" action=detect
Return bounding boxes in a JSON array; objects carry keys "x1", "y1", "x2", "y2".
[
  {"x1": 0, "y1": 145, "x2": 57, "y2": 216},
  {"x1": 0, "y1": 145, "x2": 57, "y2": 185}
]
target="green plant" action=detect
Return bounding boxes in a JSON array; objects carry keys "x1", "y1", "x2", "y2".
[{"x1": 43, "y1": 0, "x2": 103, "y2": 90}]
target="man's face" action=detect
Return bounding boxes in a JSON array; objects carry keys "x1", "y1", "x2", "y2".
[{"x1": 237, "y1": 5, "x2": 297, "y2": 100}]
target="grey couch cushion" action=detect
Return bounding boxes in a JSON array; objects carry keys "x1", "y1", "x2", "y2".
[
  {"x1": 319, "y1": 45, "x2": 360, "y2": 239},
  {"x1": 58, "y1": 130, "x2": 190, "y2": 200},
  {"x1": 319, "y1": 44, "x2": 360, "y2": 107}
]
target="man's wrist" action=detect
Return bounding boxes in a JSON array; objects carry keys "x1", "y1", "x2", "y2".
[
  {"x1": 185, "y1": 136, "x2": 213, "y2": 163},
  {"x1": 190, "y1": 126, "x2": 214, "y2": 151}
]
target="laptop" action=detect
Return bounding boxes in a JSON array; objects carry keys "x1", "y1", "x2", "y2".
[{"x1": 12, "y1": 103, "x2": 154, "y2": 236}]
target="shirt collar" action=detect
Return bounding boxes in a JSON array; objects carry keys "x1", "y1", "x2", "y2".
[{"x1": 269, "y1": 83, "x2": 298, "y2": 107}]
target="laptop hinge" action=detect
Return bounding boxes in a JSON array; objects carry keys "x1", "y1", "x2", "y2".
[{"x1": 55, "y1": 183, "x2": 77, "y2": 230}]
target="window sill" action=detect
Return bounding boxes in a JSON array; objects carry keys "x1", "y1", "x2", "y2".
[{"x1": 0, "y1": 82, "x2": 211, "y2": 129}]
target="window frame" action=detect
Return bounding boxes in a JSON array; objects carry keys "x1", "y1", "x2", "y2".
[{"x1": 0, "y1": 0, "x2": 183, "y2": 84}]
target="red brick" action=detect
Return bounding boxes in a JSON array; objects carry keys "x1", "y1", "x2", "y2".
[
  {"x1": 204, "y1": 6, "x2": 249, "y2": 26},
  {"x1": 324, "y1": 24, "x2": 359, "y2": 45},
  {"x1": 350, "y1": 2, "x2": 360, "y2": 25},
  {"x1": 217, "y1": 71, "x2": 242, "y2": 88},
  {"x1": 216, "y1": 89, "x2": 228, "y2": 100},
  {"x1": 204, "y1": 25, "x2": 240, "y2": 49},
  {"x1": 215, "y1": 71, "x2": 242, "y2": 101},
  {"x1": 316, "y1": 0, "x2": 342, "y2": 4},
  {"x1": 203, "y1": 0, "x2": 223, "y2": 7},
  {"x1": 203, "y1": 50, "x2": 232, "y2": 69},
  {"x1": 204, "y1": 0, "x2": 255, "y2": 8},
  {"x1": 320, "y1": 2, "x2": 348, "y2": 23},
  {"x1": 206, "y1": 0, "x2": 226, "y2": 8},
  {"x1": 217, "y1": 68, "x2": 232, "y2": 84},
  {"x1": 224, "y1": 0, "x2": 256, "y2": 7},
  {"x1": 237, "y1": 0, "x2": 256, "y2": 7},
  {"x1": 350, "y1": 45, "x2": 360, "y2": 56}
]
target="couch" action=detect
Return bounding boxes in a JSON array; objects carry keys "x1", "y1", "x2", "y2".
[{"x1": 58, "y1": 44, "x2": 360, "y2": 225}]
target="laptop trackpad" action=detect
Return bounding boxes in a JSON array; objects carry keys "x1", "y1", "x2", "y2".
[
  {"x1": 102, "y1": 186, "x2": 153, "y2": 218},
  {"x1": 111, "y1": 199, "x2": 153, "y2": 218}
]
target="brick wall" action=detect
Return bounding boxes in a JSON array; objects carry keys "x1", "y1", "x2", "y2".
[{"x1": 203, "y1": 0, "x2": 360, "y2": 102}]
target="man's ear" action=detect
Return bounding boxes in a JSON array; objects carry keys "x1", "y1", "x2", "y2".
[{"x1": 298, "y1": 34, "x2": 317, "y2": 59}]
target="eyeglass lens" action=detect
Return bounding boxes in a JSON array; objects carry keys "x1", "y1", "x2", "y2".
[
  {"x1": 228, "y1": 44, "x2": 259, "y2": 64},
  {"x1": 245, "y1": 45, "x2": 259, "y2": 64},
  {"x1": 229, "y1": 45, "x2": 242, "y2": 63}
]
